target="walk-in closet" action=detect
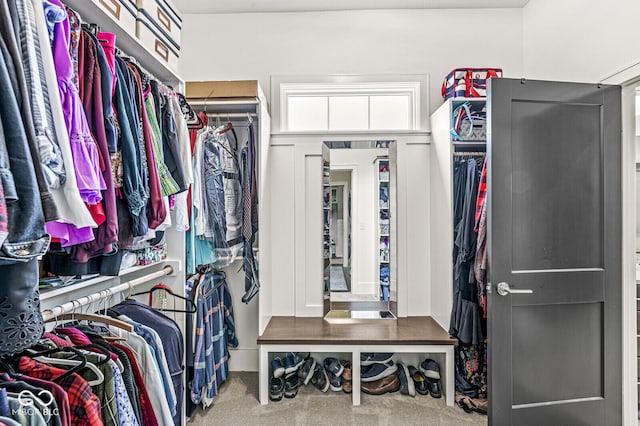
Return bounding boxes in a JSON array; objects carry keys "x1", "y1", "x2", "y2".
[{"x1": 0, "y1": 0, "x2": 638, "y2": 425}]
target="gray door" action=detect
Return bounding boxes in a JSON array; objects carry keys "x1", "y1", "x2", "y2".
[{"x1": 488, "y1": 78, "x2": 621, "y2": 425}]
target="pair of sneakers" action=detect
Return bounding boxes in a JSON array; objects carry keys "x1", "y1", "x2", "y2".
[
  {"x1": 323, "y1": 357, "x2": 348, "y2": 392},
  {"x1": 309, "y1": 357, "x2": 351, "y2": 393},
  {"x1": 270, "y1": 353, "x2": 306, "y2": 401},
  {"x1": 419, "y1": 358, "x2": 442, "y2": 399},
  {"x1": 272, "y1": 352, "x2": 305, "y2": 379},
  {"x1": 403, "y1": 358, "x2": 442, "y2": 398}
]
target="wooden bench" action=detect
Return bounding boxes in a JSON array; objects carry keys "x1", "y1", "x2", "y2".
[{"x1": 257, "y1": 316, "x2": 457, "y2": 406}]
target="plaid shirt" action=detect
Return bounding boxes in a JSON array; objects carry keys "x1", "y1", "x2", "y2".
[{"x1": 18, "y1": 357, "x2": 103, "y2": 426}]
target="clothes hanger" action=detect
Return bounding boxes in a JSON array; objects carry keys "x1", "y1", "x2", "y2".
[
  {"x1": 47, "y1": 313, "x2": 134, "y2": 332},
  {"x1": 130, "y1": 283, "x2": 197, "y2": 313},
  {"x1": 216, "y1": 114, "x2": 234, "y2": 134},
  {"x1": 22, "y1": 346, "x2": 94, "y2": 384},
  {"x1": 82, "y1": 23, "x2": 101, "y2": 36},
  {"x1": 33, "y1": 354, "x2": 105, "y2": 386}
]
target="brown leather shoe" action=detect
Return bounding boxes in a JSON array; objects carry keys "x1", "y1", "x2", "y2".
[
  {"x1": 361, "y1": 373, "x2": 400, "y2": 395},
  {"x1": 343, "y1": 379, "x2": 352, "y2": 393},
  {"x1": 341, "y1": 360, "x2": 352, "y2": 381}
]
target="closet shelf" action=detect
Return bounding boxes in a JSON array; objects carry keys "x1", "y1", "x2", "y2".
[
  {"x1": 40, "y1": 261, "x2": 175, "y2": 302},
  {"x1": 41, "y1": 265, "x2": 175, "y2": 321},
  {"x1": 63, "y1": 0, "x2": 182, "y2": 87}
]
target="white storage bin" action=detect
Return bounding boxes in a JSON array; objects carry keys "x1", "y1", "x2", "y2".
[
  {"x1": 136, "y1": 13, "x2": 179, "y2": 72},
  {"x1": 90, "y1": 0, "x2": 137, "y2": 35},
  {"x1": 136, "y1": 0, "x2": 181, "y2": 51}
]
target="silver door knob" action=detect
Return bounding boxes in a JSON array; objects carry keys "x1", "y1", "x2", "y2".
[{"x1": 496, "y1": 282, "x2": 533, "y2": 297}]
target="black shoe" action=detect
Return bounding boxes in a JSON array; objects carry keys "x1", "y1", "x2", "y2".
[
  {"x1": 269, "y1": 377, "x2": 284, "y2": 401},
  {"x1": 323, "y1": 357, "x2": 344, "y2": 377},
  {"x1": 396, "y1": 362, "x2": 415, "y2": 397},
  {"x1": 427, "y1": 378, "x2": 442, "y2": 398},
  {"x1": 326, "y1": 369, "x2": 343, "y2": 392},
  {"x1": 271, "y1": 357, "x2": 285, "y2": 379},
  {"x1": 284, "y1": 352, "x2": 305, "y2": 374},
  {"x1": 408, "y1": 365, "x2": 429, "y2": 395},
  {"x1": 284, "y1": 373, "x2": 300, "y2": 398},
  {"x1": 361, "y1": 360, "x2": 397, "y2": 382},
  {"x1": 311, "y1": 364, "x2": 330, "y2": 392},
  {"x1": 419, "y1": 358, "x2": 441, "y2": 380},
  {"x1": 298, "y1": 356, "x2": 317, "y2": 385},
  {"x1": 360, "y1": 353, "x2": 394, "y2": 366}
]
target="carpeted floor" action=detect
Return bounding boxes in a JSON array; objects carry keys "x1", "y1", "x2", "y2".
[{"x1": 188, "y1": 372, "x2": 488, "y2": 426}]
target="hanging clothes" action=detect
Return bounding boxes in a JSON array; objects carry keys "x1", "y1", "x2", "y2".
[
  {"x1": 185, "y1": 271, "x2": 237, "y2": 409},
  {"x1": 108, "y1": 299, "x2": 184, "y2": 426},
  {"x1": 449, "y1": 157, "x2": 483, "y2": 346},
  {"x1": 474, "y1": 158, "x2": 488, "y2": 318},
  {"x1": 36, "y1": 0, "x2": 193, "y2": 277},
  {"x1": 449, "y1": 155, "x2": 488, "y2": 405},
  {"x1": 241, "y1": 122, "x2": 259, "y2": 303},
  {"x1": 0, "y1": 0, "x2": 58, "y2": 222}
]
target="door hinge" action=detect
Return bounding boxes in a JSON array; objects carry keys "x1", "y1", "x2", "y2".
[{"x1": 486, "y1": 282, "x2": 492, "y2": 294}]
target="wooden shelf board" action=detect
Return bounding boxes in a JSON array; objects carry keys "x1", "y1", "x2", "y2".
[{"x1": 258, "y1": 316, "x2": 457, "y2": 345}]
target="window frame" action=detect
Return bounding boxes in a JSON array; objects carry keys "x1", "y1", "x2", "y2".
[{"x1": 271, "y1": 74, "x2": 430, "y2": 134}]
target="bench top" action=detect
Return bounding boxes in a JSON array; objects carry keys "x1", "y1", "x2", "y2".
[{"x1": 257, "y1": 316, "x2": 457, "y2": 346}]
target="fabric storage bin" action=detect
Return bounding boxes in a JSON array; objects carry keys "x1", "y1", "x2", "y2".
[
  {"x1": 136, "y1": 0, "x2": 181, "y2": 52},
  {"x1": 442, "y1": 68, "x2": 502, "y2": 100},
  {"x1": 91, "y1": 0, "x2": 137, "y2": 35},
  {"x1": 136, "y1": 12, "x2": 179, "y2": 72}
]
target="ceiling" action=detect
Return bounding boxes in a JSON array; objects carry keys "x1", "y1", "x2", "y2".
[{"x1": 173, "y1": 0, "x2": 530, "y2": 14}]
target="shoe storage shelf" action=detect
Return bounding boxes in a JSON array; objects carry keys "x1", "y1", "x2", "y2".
[{"x1": 257, "y1": 316, "x2": 457, "y2": 407}]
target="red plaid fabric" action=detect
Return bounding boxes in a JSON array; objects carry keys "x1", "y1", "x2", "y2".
[
  {"x1": 474, "y1": 158, "x2": 487, "y2": 231},
  {"x1": 18, "y1": 357, "x2": 103, "y2": 426}
]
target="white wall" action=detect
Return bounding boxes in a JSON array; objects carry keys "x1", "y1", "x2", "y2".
[
  {"x1": 180, "y1": 6, "x2": 522, "y2": 372},
  {"x1": 523, "y1": 0, "x2": 640, "y2": 83},
  {"x1": 331, "y1": 149, "x2": 386, "y2": 295},
  {"x1": 180, "y1": 8, "x2": 524, "y2": 114}
]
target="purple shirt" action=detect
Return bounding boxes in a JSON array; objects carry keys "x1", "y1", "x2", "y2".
[{"x1": 50, "y1": 0, "x2": 106, "y2": 205}]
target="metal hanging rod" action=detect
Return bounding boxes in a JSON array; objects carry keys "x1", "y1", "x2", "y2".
[
  {"x1": 41, "y1": 266, "x2": 174, "y2": 321},
  {"x1": 453, "y1": 151, "x2": 486, "y2": 157},
  {"x1": 206, "y1": 113, "x2": 258, "y2": 118}
]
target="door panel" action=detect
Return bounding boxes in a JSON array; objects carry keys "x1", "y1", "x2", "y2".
[
  {"x1": 511, "y1": 302, "x2": 603, "y2": 405},
  {"x1": 511, "y1": 101, "x2": 603, "y2": 271},
  {"x1": 488, "y1": 79, "x2": 621, "y2": 425}
]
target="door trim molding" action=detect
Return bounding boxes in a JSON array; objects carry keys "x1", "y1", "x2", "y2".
[{"x1": 620, "y1": 82, "x2": 637, "y2": 426}]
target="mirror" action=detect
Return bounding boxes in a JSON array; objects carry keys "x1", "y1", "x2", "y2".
[{"x1": 323, "y1": 141, "x2": 397, "y2": 321}]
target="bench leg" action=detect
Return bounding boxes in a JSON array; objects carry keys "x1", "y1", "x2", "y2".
[
  {"x1": 445, "y1": 346, "x2": 454, "y2": 407},
  {"x1": 352, "y1": 351, "x2": 361, "y2": 406},
  {"x1": 259, "y1": 346, "x2": 269, "y2": 405}
]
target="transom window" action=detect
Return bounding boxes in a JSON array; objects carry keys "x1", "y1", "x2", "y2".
[{"x1": 272, "y1": 76, "x2": 429, "y2": 133}]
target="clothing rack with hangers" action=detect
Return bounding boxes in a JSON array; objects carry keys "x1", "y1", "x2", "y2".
[
  {"x1": 41, "y1": 266, "x2": 174, "y2": 322},
  {"x1": 184, "y1": 81, "x2": 271, "y2": 373},
  {"x1": 207, "y1": 112, "x2": 259, "y2": 118},
  {"x1": 453, "y1": 151, "x2": 486, "y2": 157}
]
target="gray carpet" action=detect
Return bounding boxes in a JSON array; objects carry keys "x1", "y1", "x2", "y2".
[{"x1": 189, "y1": 372, "x2": 488, "y2": 426}]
